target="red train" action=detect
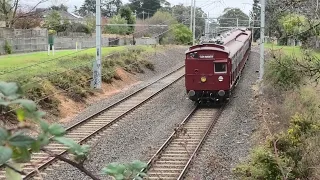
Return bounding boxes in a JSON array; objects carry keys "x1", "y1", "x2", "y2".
[{"x1": 185, "y1": 28, "x2": 252, "y2": 104}]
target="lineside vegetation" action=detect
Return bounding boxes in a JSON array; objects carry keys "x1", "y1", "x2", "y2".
[{"x1": 234, "y1": 47, "x2": 320, "y2": 179}]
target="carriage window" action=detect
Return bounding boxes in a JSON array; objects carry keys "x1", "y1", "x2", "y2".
[{"x1": 215, "y1": 63, "x2": 227, "y2": 73}]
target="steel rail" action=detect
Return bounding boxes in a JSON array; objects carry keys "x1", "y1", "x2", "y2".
[
  {"x1": 0, "y1": 65, "x2": 185, "y2": 180},
  {"x1": 177, "y1": 103, "x2": 227, "y2": 179},
  {"x1": 141, "y1": 103, "x2": 227, "y2": 180}
]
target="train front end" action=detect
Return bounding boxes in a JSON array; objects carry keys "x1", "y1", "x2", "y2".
[{"x1": 185, "y1": 44, "x2": 231, "y2": 104}]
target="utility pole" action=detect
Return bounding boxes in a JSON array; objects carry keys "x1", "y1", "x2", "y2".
[
  {"x1": 207, "y1": 12, "x2": 210, "y2": 39},
  {"x1": 142, "y1": 11, "x2": 145, "y2": 21},
  {"x1": 92, "y1": 0, "x2": 101, "y2": 89},
  {"x1": 252, "y1": 14, "x2": 254, "y2": 43},
  {"x1": 259, "y1": 0, "x2": 265, "y2": 81},
  {"x1": 190, "y1": 0, "x2": 193, "y2": 31},
  {"x1": 192, "y1": 0, "x2": 196, "y2": 45}
]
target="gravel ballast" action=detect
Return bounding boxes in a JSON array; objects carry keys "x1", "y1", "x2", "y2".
[
  {"x1": 43, "y1": 45, "x2": 195, "y2": 180},
  {"x1": 60, "y1": 45, "x2": 188, "y2": 129},
  {"x1": 185, "y1": 47, "x2": 260, "y2": 179},
  {"x1": 38, "y1": 45, "x2": 259, "y2": 180}
]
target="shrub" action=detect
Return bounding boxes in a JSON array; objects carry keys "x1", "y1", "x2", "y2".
[
  {"x1": 4, "y1": 40, "x2": 12, "y2": 54},
  {"x1": 234, "y1": 113, "x2": 320, "y2": 180},
  {"x1": 265, "y1": 55, "x2": 303, "y2": 90}
]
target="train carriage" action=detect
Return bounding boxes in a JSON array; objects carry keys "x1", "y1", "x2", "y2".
[{"x1": 185, "y1": 28, "x2": 252, "y2": 104}]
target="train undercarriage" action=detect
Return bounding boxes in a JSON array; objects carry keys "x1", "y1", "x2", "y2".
[{"x1": 187, "y1": 90, "x2": 231, "y2": 105}]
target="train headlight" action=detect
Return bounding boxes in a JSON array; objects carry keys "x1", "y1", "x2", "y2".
[
  {"x1": 218, "y1": 76, "x2": 224, "y2": 82},
  {"x1": 200, "y1": 76, "x2": 207, "y2": 83}
]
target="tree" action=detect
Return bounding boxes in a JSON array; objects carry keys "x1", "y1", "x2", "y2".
[
  {"x1": 218, "y1": 8, "x2": 249, "y2": 31},
  {"x1": 169, "y1": 4, "x2": 206, "y2": 39},
  {"x1": 50, "y1": 4, "x2": 68, "y2": 11},
  {"x1": 119, "y1": 6, "x2": 136, "y2": 34},
  {"x1": 128, "y1": 0, "x2": 161, "y2": 19},
  {"x1": 77, "y1": 0, "x2": 122, "y2": 17},
  {"x1": 134, "y1": 10, "x2": 177, "y2": 38},
  {"x1": 279, "y1": 13, "x2": 307, "y2": 36},
  {"x1": 13, "y1": 10, "x2": 41, "y2": 29},
  {"x1": 104, "y1": 15, "x2": 128, "y2": 35},
  {"x1": 171, "y1": 23, "x2": 192, "y2": 44},
  {"x1": 0, "y1": 81, "x2": 148, "y2": 180},
  {"x1": 251, "y1": 0, "x2": 260, "y2": 41},
  {"x1": 0, "y1": 0, "x2": 48, "y2": 28},
  {"x1": 43, "y1": 10, "x2": 62, "y2": 31}
]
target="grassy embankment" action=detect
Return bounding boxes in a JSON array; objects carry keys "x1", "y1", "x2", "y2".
[
  {"x1": 234, "y1": 43, "x2": 320, "y2": 179},
  {"x1": 0, "y1": 45, "x2": 158, "y2": 121}
]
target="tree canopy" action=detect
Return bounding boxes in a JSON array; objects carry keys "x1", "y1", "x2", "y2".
[
  {"x1": 218, "y1": 8, "x2": 249, "y2": 31},
  {"x1": 128, "y1": 0, "x2": 161, "y2": 19},
  {"x1": 76, "y1": 0, "x2": 122, "y2": 17}
]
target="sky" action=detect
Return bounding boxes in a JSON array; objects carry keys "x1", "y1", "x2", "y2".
[{"x1": 33, "y1": 0, "x2": 254, "y2": 18}]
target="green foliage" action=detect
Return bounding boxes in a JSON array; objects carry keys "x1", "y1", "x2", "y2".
[
  {"x1": 234, "y1": 113, "x2": 320, "y2": 179},
  {"x1": 4, "y1": 40, "x2": 12, "y2": 54},
  {"x1": 101, "y1": 160, "x2": 147, "y2": 180},
  {"x1": 119, "y1": 6, "x2": 136, "y2": 34},
  {"x1": 129, "y1": 0, "x2": 161, "y2": 19},
  {"x1": 77, "y1": 0, "x2": 122, "y2": 17},
  {"x1": 279, "y1": 13, "x2": 307, "y2": 36},
  {"x1": 43, "y1": 11, "x2": 62, "y2": 31},
  {"x1": 218, "y1": 8, "x2": 249, "y2": 31},
  {"x1": 0, "y1": 81, "x2": 148, "y2": 179},
  {"x1": 104, "y1": 15, "x2": 128, "y2": 35},
  {"x1": 171, "y1": 23, "x2": 192, "y2": 45},
  {"x1": 265, "y1": 55, "x2": 303, "y2": 90}
]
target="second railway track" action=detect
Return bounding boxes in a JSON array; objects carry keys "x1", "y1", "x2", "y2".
[
  {"x1": 0, "y1": 65, "x2": 185, "y2": 180},
  {"x1": 142, "y1": 105, "x2": 225, "y2": 180}
]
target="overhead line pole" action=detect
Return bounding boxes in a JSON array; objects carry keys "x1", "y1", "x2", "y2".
[
  {"x1": 260, "y1": 0, "x2": 265, "y2": 81},
  {"x1": 190, "y1": 0, "x2": 193, "y2": 31},
  {"x1": 92, "y1": 0, "x2": 102, "y2": 89},
  {"x1": 192, "y1": 0, "x2": 196, "y2": 45}
]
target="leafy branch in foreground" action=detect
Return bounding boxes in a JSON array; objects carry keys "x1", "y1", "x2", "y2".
[{"x1": 0, "y1": 81, "x2": 147, "y2": 180}]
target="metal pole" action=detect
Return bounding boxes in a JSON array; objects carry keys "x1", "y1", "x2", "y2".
[
  {"x1": 142, "y1": 11, "x2": 145, "y2": 21},
  {"x1": 236, "y1": 18, "x2": 239, "y2": 27},
  {"x1": 92, "y1": 0, "x2": 102, "y2": 89},
  {"x1": 207, "y1": 12, "x2": 210, "y2": 38},
  {"x1": 259, "y1": 0, "x2": 265, "y2": 81},
  {"x1": 192, "y1": 0, "x2": 196, "y2": 45},
  {"x1": 252, "y1": 15, "x2": 254, "y2": 43},
  {"x1": 190, "y1": 0, "x2": 193, "y2": 31}
]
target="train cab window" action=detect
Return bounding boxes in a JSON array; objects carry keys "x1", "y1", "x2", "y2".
[
  {"x1": 214, "y1": 63, "x2": 227, "y2": 73},
  {"x1": 189, "y1": 52, "x2": 199, "y2": 58}
]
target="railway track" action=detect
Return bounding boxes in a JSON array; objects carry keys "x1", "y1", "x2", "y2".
[
  {"x1": 141, "y1": 105, "x2": 225, "y2": 180},
  {"x1": 0, "y1": 65, "x2": 185, "y2": 180}
]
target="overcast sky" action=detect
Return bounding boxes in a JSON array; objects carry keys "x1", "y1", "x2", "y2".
[{"x1": 34, "y1": 0, "x2": 253, "y2": 18}]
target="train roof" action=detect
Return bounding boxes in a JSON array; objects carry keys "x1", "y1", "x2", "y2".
[{"x1": 185, "y1": 44, "x2": 230, "y2": 54}]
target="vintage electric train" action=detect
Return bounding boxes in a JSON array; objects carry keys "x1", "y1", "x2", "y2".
[{"x1": 185, "y1": 28, "x2": 252, "y2": 104}]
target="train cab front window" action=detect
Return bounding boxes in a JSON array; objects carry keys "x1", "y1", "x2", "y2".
[{"x1": 214, "y1": 63, "x2": 227, "y2": 73}]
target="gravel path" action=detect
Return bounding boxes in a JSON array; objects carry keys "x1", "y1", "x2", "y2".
[{"x1": 185, "y1": 47, "x2": 260, "y2": 180}]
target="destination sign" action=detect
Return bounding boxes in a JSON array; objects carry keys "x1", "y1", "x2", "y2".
[{"x1": 199, "y1": 55, "x2": 214, "y2": 58}]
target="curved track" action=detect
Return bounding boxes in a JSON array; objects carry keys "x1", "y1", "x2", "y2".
[
  {"x1": 141, "y1": 105, "x2": 225, "y2": 180},
  {"x1": 0, "y1": 65, "x2": 185, "y2": 180}
]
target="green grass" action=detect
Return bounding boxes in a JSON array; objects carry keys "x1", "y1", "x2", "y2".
[
  {"x1": 0, "y1": 45, "x2": 155, "y2": 81},
  {"x1": 265, "y1": 43, "x2": 320, "y2": 58},
  {"x1": 265, "y1": 43, "x2": 303, "y2": 56}
]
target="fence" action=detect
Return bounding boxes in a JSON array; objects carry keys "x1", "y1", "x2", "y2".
[{"x1": 0, "y1": 36, "x2": 158, "y2": 54}]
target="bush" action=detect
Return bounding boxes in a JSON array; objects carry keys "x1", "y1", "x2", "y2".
[
  {"x1": 265, "y1": 55, "x2": 303, "y2": 90},
  {"x1": 4, "y1": 40, "x2": 12, "y2": 54},
  {"x1": 171, "y1": 23, "x2": 192, "y2": 45},
  {"x1": 234, "y1": 113, "x2": 320, "y2": 180}
]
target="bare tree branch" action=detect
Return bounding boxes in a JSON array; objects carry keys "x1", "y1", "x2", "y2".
[{"x1": 41, "y1": 148, "x2": 100, "y2": 180}]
